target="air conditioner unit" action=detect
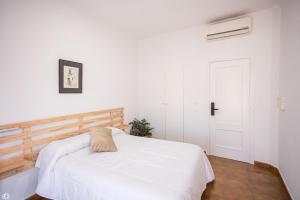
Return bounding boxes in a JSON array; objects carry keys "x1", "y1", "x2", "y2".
[{"x1": 206, "y1": 17, "x2": 252, "y2": 40}]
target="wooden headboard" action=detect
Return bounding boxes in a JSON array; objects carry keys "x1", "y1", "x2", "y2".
[{"x1": 0, "y1": 107, "x2": 128, "y2": 179}]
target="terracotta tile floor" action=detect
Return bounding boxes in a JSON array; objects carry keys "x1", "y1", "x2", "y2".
[
  {"x1": 201, "y1": 156, "x2": 291, "y2": 200},
  {"x1": 30, "y1": 155, "x2": 291, "y2": 200}
]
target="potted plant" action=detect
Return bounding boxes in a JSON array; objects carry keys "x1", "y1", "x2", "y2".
[{"x1": 129, "y1": 118, "x2": 153, "y2": 137}]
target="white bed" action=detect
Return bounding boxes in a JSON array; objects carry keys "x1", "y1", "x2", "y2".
[{"x1": 35, "y1": 128, "x2": 214, "y2": 200}]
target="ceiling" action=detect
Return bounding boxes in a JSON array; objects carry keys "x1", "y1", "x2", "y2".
[{"x1": 69, "y1": 0, "x2": 279, "y2": 39}]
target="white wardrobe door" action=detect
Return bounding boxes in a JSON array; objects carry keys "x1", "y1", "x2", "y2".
[
  {"x1": 165, "y1": 64, "x2": 184, "y2": 142},
  {"x1": 138, "y1": 64, "x2": 165, "y2": 139},
  {"x1": 183, "y1": 64, "x2": 210, "y2": 152}
]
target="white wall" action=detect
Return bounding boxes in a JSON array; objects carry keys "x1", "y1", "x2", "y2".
[
  {"x1": 279, "y1": 0, "x2": 300, "y2": 199},
  {"x1": 138, "y1": 7, "x2": 281, "y2": 165},
  {"x1": 0, "y1": 0, "x2": 137, "y2": 199}
]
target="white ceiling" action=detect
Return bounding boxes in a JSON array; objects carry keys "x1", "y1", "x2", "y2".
[{"x1": 70, "y1": 0, "x2": 279, "y2": 39}]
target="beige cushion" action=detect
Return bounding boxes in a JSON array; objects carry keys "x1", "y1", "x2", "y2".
[{"x1": 89, "y1": 127, "x2": 118, "y2": 152}]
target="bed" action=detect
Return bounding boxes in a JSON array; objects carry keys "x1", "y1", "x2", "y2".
[
  {"x1": 0, "y1": 107, "x2": 214, "y2": 200},
  {"x1": 35, "y1": 128, "x2": 214, "y2": 200}
]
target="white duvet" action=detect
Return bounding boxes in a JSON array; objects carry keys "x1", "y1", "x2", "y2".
[{"x1": 36, "y1": 129, "x2": 214, "y2": 200}]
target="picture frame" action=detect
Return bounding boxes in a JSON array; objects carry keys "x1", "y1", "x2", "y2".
[{"x1": 59, "y1": 59, "x2": 83, "y2": 93}]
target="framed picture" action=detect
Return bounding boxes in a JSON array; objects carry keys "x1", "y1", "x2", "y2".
[{"x1": 59, "y1": 59, "x2": 83, "y2": 93}]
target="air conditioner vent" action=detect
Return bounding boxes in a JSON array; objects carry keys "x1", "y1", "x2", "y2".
[{"x1": 206, "y1": 17, "x2": 252, "y2": 40}]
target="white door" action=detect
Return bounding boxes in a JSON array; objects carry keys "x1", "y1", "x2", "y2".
[{"x1": 210, "y1": 59, "x2": 250, "y2": 163}]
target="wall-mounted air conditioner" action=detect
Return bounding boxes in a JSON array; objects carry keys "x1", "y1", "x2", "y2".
[{"x1": 206, "y1": 17, "x2": 252, "y2": 41}]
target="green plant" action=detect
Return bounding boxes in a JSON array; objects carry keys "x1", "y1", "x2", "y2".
[{"x1": 129, "y1": 118, "x2": 153, "y2": 137}]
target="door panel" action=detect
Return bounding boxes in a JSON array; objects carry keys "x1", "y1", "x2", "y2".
[
  {"x1": 215, "y1": 130, "x2": 243, "y2": 150},
  {"x1": 183, "y1": 64, "x2": 210, "y2": 151},
  {"x1": 165, "y1": 64, "x2": 184, "y2": 142},
  {"x1": 210, "y1": 59, "x2": 250, "y2": 162}
]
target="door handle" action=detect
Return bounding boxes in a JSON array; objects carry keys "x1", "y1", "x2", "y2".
[{"x1": 211, "y1": 102, "x2": 219, "y2": 116}]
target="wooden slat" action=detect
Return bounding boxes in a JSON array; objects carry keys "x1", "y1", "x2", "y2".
[
  {"x1": 117, "y1": 124, "x2": 129, "y2": 130},
  {"x1": 0, "y1": 134, "x2": 24, "y2": 143},
  {"x1": 24, "y1": 151, "x2": 39, "y2": 161},
  {"x1": 0, "y1": 156, "x2": 24, "y2": 167},
  {"x1": 0, "y1": 162, "x2": 25, "y2": 174},
  {"x1": 0, "y1": 159, "x2": 31, "y2": 174},
  {"x1": 78, "y1": 117, "x2": 84, "y2": 130},
  {"x1": 0, "y1": 144, "x2": 24, "y2": 156},
  {"x1": 112, "y1": 117, "x2": 123, "y2": 122},
  {"x1": 23, "y1": 127, "x2": 32, "y2": 157},
  {"x1": 111, "y1": 113, "x2": 123, "y2": 117},
  {"x1": 0, "y1": 160, "x2": 34, "y2": 179}
]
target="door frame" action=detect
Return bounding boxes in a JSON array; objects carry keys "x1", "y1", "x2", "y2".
[{"x1": 208, "y1": 58, "x2": 253, "y2": 163}]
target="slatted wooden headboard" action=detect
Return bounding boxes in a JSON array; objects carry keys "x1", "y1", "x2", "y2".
[{"x1": 0, "y1": 107, "x2": 128, "y2": 179}]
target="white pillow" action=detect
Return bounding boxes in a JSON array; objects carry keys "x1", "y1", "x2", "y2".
[
  {"x1": 105, "y1": 126, "x2": 125, "y2": 136},
  {"x1": 36, "y1": 133, "x2": 90, "y2": 168}
]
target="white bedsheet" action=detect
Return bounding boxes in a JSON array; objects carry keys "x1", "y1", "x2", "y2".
[{"x1": 36, "y1": 132, "x2": 214, "y2": 200}]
